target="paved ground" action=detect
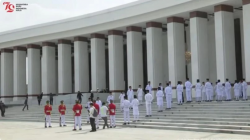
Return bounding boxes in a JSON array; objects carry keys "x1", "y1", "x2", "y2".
[{"x1": 0, "y1": 121, "x2": 249, "y2": 140}]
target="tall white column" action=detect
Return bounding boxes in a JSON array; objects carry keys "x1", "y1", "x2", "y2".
[
  {"x1": 91, "y1": 34, "x2": 106, "y2": 92},
  {"x1": 58, "y1": 39, "x2": 72, "y2": 94},
  {"x1": 162, "y1": 32, "x2": 169, "y2": 83},
  {"x1": 243, "y1": 0, "x2": 250, "y2": 94},
  {"x1": 108, "y1": 30, "x2": 125, "y2": 99},
  {"x1": 167, "y1": 17, "x2": 186, "y2": 89},
  {"x1": 27, "y1": 44, "x2": 41, "y2": 99},
  {"x1": 13, "y1": 47, "x2": 27, "y2": 101},
  {"x1": 42, "y1": 42, "x2": 56, "y2": 94},
  {"x1": 190, "y1": 11, "x2": 209, "y2": 83},
  {"x1": 214, "y1": 5, "x2": 236, "y2": 82},
  {"x1": 146, "y1": 22, "x2": 163, "y2": 91},
  {"x1": 74, "y1": 36, "x2": 89, "y2": 92},
  {"x1": 1, "y1": 49, "x2": 13, "y2": 103},
  {"x1": 127, "y1": 26, "x2": 143, "y2": 90}
]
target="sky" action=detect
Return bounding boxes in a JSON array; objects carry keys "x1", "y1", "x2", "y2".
[{"x1": 0, "y1": 0, "x2": 139, "y2": 32}]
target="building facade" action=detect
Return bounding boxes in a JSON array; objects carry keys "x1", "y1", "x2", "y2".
[{"x1": 0, "y1": 0, "x2": 249, "y2": 103}]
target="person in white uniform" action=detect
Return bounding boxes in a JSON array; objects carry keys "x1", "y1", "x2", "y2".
[
  {"x1": 107, "y1": 93, "x2": 114, "y2": 104},
  {"x1": 242, "y1": 79, "x2": 248, "y2": 100},
  {"x1": 185, "y1": 78, "x2": 192, "y2": 102},
  {"x1": 201, "y1": 82, "x2": 206, "y2": 102},
  {"x1": 195, "y1": 79, "x2": 202, "y2": 102},
  {"x1": 205, "y1": 79, "x2": 212, "y2": 102},
  {"x1": 216, "y1": 80, "x2": 223, "y2": 102},
  {"x1": 234, "y1": 80, "x2": 240, "y2": 101},
  {"x1": 127, "y1": 86, "x2": 134, "y2": 103},
  {"x1": 119, "y1": 92, "x2": 125, "y2": 111},
  {"x1": 137, "y1": 85, "x2": 143, "y2": 105},
  {"x1": 145, "y1": 90, "x2": 153, "y2": 117},
  {"x1": 145, "y1": 81, "x2": 153, "y2": 101},
  {"x1": 214, "y1": 82, "x2": 218, "y2": 101},
  {"x1": 122, "y1": 96, "x2": 131, "y2": 125},
  {"x1": 210, "y1": 83, "x2": 214, "y2": 101},
  {"x1": 165, "y1": 83, "x2": 172, "y2": 109},
  {"x1": 177, "y1": 81, "x2": 184, "y2": 105},
  {"x1": 131, "y1": 95, "x2": 140, "y2": 122},
  {"x1": 85, "y1": 98, "x2": 92, "y2": 123},
  {"x1": 156, "y1": 87, "x2": 164, "y2": 112},
  {"x1": 169, "y1": 81, "x2": 173, "y2": 103},
  {"x1": 225, "y1": 79, "x2": 232, "y2": 101}
]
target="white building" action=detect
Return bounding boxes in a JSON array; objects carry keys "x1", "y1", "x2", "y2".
[{"x1": 0, "y1": 0, "x2": 250, "y2": 103}]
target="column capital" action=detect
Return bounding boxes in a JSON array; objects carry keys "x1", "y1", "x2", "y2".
[
  {"x1": 167, "y1": 17, "x2": 184, "y2": 24},
  {"x1": 1, "y1": 48, "x2": 13, "y2": 53},
  {"x1": 74, "y1": 36, "x2": 88, "y2": 42},
  {"x1": 126, "y1": 26, "x2": 142, "y2": 32},
  {"x1": 58, "y1": 39, "x2": 71, "y2": 45},
  {"x1": 146, "y1": 22, "x2": 162, "y2": 28},
  {"x1": 243, "y1": 0, "x2": 250, "y2": 5},
  {"x1": 214, "y1": 4, "x2": 234, "y2": 13},
  {"x1": 190, "y1": 11, "x2": 207, "y2": 19},
  {"x1": 91, "y1": 33, "x2": 105, "y2": 39},
  {"x1": 42, "y1": 42, "x2": 56, "y2": 47},
  {"x1": 108, "y1": 30, "x2": 123, "y2": 36},
  {"x1": 27, "y1": 44, "x2": 41, "y2": 49},
  {"x1": 13, "y1": 46, "x2": 27, "y2": 51}
]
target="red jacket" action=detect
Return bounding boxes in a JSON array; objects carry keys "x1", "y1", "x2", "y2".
[
  {"x1": 44, "y1": 105, "x2": 52, "y2": 115},
  {"x1": 58, "y1": 105, "x2": 66, "y2": 115},
  {"x1": 109, "y1": 103, "x2": 116, "y2": 115},
  {"x1": 93, "y1": 103, "x2": 100, "y2": 113},
  {"x1": 73, "y1": 104, "x2": 82, "y2": 116}
]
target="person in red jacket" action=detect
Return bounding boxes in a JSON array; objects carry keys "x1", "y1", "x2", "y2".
[
  {"x1": 109, "y1": 100, "x2": 116, "y2": 128},
  {"x1": 93, "y1": 100, "x2": 100, "y2": 129},
  {"x1": 44, "y1": 100, "x2": 52, "y2": 128},
  {"x1": 72, "y1": 100, "x2": 82, "y2": 131},
  {"x1": 58, "y1": 100, "x2": 66, "y2": 127}
]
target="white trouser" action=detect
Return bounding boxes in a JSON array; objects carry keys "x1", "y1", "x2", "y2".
[
  {"x1": 210, "y1": 91, "x2": 213, "y2": 100},
  {"x1": 138, "y1": 96, "x2": 143, "y2": 104},
  {"x1": 177, "y1": 92, "x2": 182, "y2": 104},
  {"x1": 206, "y1": 90, "x2": 210, "y2": 100},
  {"x1": 146, "y1": 103, "x2": 152, "y2": 115},
  {"x1": 45, "y1": 115, "x2": 51, "y2": 127},
  {"x1": 123, "y1": 110, "x2": 130, "y2": 123},
  {"x1": 87, "y1": 109, "x2": 90, "y2": 122},
  {"x1": 243, "y1": 89, "x2": 247, "y2": 100},
  {"x1": 186, "y1": 90, "x2": 191, "y2": 101},
  {"x1": 60, "y1": 115, "x2": 66, "y2": 125},
  {"x1": 226, "y1": 90, "x2": 230, "y2": 100},
  {"x1": 74, "y1": 116, "x2": 81, "y2": 129},
  {"x1": 202, "y1": 92, "x2": 206, "y2": 101},
  {"x1": 110, "y1": 115, "x2": 116, "y2": 126},
  {"x1": 157, "y1": 99, "x2": 163, "y2": 110},
  {"x1": 166, "y1": 94, "x2": 172, "y2": 108}
]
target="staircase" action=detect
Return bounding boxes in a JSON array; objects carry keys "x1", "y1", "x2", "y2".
[{"x1": 1, "y1": 101, "x2": 250, "y2": 135}]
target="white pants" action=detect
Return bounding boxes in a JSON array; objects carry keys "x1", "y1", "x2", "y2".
[
  {"x1": 110, "y1": 115, "x2": 116, "y2": 126},
  {"x1": 45, "y1": 115, "x2": 51, "y2": 127},
  {"x1": 60, "y1": 115, "x2": 66, "y2": 125},
  {"x1": 206, "y1": 90, "x2": 210, "y2": 100},
  {"x1": 226, "y1": 90, "x2": 231, "y2": 100},
  {"x1": 151, "y1": 92, "x2": 154, "y2": 100},
  {"x1": 202, "y1": 92, "x2": 206, "y2": 101},
  {"x1": 146, "y1": 104, "x2": 152, "y2": 115},
  {"x1": 177, "y1": 92, "x2": 182, "y2": 104},
  {"x1": 157, "y1": 98, "x2": 163, "y2": 110},
  {"x1": 74, "y1": 116, "x2": 82, "y2": 129},
  {"x1": 166, "y1": 94, "x2": 172, "y2": 108},
  {"x1": 243, "y1": 89, "x2": 247, "y2": 100},
  {"x1": 210, "y1": 91, "x2": 213, "y2": 100},
  {"x1": 123, "y1": 110, "x2": 130, "y2": 123},
  {"x1": 186, "y1": 90, "x2": 192, "y2": 101}
]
